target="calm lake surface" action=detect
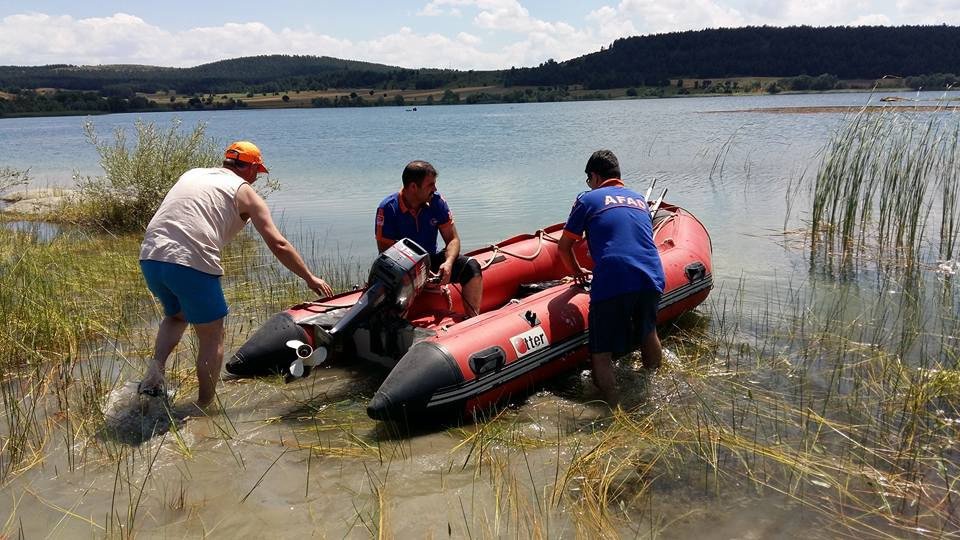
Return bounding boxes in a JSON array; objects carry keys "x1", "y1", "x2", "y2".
[
  {"x1": 7, "y1": 91, "x2": 954, "y2": 298},
  {"x1": 2, "y1": 91, "x2": 958, "y2": 538}
]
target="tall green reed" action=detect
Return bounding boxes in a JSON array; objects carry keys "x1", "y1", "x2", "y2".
[{"x1": 810, "y1": 106, "x2": 960, "y2": 270}]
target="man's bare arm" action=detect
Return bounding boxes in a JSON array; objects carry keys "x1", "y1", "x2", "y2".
[
  {"x1": 237, "y1": 184, "x2": 333, "y2": 296},
  {"x1": 557, "y1": 234, "x2": 588, "y2": 282},
  {"x1": 439, "y1": 223, "x2": 461, "y2": 266},
  {"x1": 376, "y1": 237, "x2": 396, "y2": 253}
]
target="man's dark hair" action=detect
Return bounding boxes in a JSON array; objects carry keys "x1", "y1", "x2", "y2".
[
  {"x1": 585, "y1": 150, "x2": 620, "y2": 180},
  {"x1": 223, "y1": 158, "x2": 249, "y2": 170},
  {"x1": 402, "y1": 160, "x2": 438, "y2": 187}
]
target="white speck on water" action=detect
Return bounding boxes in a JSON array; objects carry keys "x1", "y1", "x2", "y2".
[{"x1": 936, "y1": 259, "x2": 958, "y2": 276}]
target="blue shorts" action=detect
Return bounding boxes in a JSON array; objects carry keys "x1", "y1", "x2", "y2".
[
  {"x1": 139, "y1": 260, "x2": 228, "y2": 324},
  {"x1": 588, "y1": 290, "x2": 660, "y2": 355}
]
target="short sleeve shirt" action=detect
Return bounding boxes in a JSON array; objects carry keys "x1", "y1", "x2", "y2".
[
  {"x1": 375, "y1": 191, "x2": 453, "y2": 255},
  {"x1": 562, "y1": 179, "x2": 665, "y2": 302}
]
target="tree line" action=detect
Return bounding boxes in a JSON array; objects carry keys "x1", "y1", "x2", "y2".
[{"x1": 504, "y1": 25, "x2": 960, "y2": 88}]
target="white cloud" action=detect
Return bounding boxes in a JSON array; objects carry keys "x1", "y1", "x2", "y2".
[
  {"x1": 457, "y1": 31, "x2": 482, "y2": 45},
  {"x1": 418, "y1": 4, "x2": 445, "y2": 16},
  {"x1": 587, "y1": 5, "x2": 639, "y2": 43},
  {"x1": 3, "y1": 2, "x2": 960, "y2": 70},
  {"x1": 415, "y1": 0, "x2": 620, "y2": 66},
  {"x1": 614, "y1": 0, "x2": 746, "y2": 33},
  {"x1": 0, "y1": 5, "x2": 610, "y2": 69},
  {"x1": 851, "y1": 13, "x2": 893, "y2": 25},
  {"x1": 1, "y1": 13, "x2": 172, "y2": 65},
  {"x1": 0, "y1": 11, "x2": 502, "y2": 69},
  {"x1": 587, "y1": 0, "x2": 960, "y2": 37},
  {"x1": 892, "y1": 0, "x2": 960, "y2": 23},
  {"x1": 359, "y1": 26, "x2": 502, "y2": 68},
  {"x1": 418, "y1": 0, "x2": 474, "y2": 17}
]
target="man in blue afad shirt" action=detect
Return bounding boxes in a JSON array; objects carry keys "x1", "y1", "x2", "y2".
[
  {"x1": 558, "y1": 150, "x2": 666, "y2": 407},
  {"x1": 375, "y1": 160, "x2": 483, "y2": 317}
]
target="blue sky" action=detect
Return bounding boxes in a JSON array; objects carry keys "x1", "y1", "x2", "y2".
[{"x1": 1, "y1": 1, "x2": 958, "y2": 69}]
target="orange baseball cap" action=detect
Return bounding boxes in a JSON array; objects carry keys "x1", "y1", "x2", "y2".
[{"x1": 225, "y1": 141, "x2": 269, "y2": 173}]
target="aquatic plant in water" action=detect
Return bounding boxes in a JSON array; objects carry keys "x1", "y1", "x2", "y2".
[{"x1": 809, "y1": 105, "x2": 960, "y2": 270}]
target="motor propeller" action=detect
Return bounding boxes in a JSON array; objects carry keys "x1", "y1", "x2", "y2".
[{"x1": 285, "y1": 339, "x2": 328, "y2": 379}]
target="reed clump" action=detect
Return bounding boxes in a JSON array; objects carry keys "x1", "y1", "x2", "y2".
[
  {"x1": 0, "y1": 229, "x2": 146, "y2": 480},
  {"x1": 544, "y1": 277, "x2": 960, "y2": 538},
  {"x1": 0, "y1": 230, "x2": 145, "y2": 367},
  {"x1": 809, "y1": 106, "x2": 960, "y2": 269}
]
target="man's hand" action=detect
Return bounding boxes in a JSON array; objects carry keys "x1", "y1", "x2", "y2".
[
  {"x1": 305, "y1": 275, "x2": 334, "y2": 297},
  {"x1": 437, "y1": 260, "x2": 454, "y2": 285},
  {"x1": 573, "y1": 267, "x2": 592, "y2": 286}
]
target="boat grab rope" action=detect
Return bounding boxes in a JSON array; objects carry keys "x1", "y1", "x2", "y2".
[
  {"x1": 477, "y1": 229, "x2": 560, "y2": 270},
  {"x1": 303, "y1": 301, "x2": 358, "y2": 310}
]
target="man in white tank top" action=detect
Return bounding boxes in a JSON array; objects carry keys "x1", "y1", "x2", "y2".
[{"x1": 138, "y1": 141, "x2": 333, "y2": 410}]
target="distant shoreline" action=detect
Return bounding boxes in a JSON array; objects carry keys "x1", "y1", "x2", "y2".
[{"x1": 2, "y1": 83, "x2": 943, "y2": 120}]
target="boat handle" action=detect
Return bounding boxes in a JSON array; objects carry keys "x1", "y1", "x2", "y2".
[{"x1": 684, "y1": 262, "x2": 707, "y2": 282}]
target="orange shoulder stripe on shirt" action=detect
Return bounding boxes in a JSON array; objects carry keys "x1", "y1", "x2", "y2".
[{"x1": 375, "y1": 208, "x2": 388, "y2": 240}]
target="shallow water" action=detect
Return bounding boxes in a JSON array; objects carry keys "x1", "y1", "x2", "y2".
[
  {"x1": 3, "y1": 323, "x2": 849, "y2": 538},
  {"x1": 0, "y1": 219, "x2": 61, "y2": 242},
  {"x1": 101, "y1": 382, "x2": 188, "y2": 445}
]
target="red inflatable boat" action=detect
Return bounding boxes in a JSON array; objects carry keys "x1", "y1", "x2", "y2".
[{"x1": 226, "y1": 202, "x2": 713, "y2": 421}]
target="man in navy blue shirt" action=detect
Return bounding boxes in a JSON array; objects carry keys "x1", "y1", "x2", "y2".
[
  {"x1": 557, "y1": 150, "x2": 666, "y2": 407},
  {"x1": 375, "y1": 160, "x2": 483, "y2": 317}
]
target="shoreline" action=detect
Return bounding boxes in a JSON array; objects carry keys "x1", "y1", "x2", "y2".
[{"x1": 2, "y1": 85, "x2": 945, "y2": 120}]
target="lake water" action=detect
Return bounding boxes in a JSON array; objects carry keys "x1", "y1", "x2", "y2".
[
  {"x1": 5, "y1": 91, "x2": 951, "y2": 293},
  {"x1": 2, "y1": 91, "x2": 958, "y2": 538}
]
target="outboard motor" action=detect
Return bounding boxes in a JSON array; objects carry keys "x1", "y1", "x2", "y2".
[
  {"x1": 226, "y1": 238, "x2": 430, "y2": 380},
  {"x1": 319, "y1": 238, "x2": 430, "y2": 344}
]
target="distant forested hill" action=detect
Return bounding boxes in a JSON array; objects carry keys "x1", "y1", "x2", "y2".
[
  {"x1": 1, "y1": 25, "x2": 958, "y2": 96},
  {"x1": 0, "y1": 54, "x2": 496, "y2": 95},
  {"x1": 505, "y1": 25, "x2": 960, "y2": 88}
]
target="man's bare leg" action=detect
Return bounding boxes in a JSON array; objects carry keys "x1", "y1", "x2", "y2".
[
  {"x1": 193, "y1": 318, "x2": 225, "y2": 408},
  {"x1": 639, "y1": 330, "x2": 662, "y2": 370},
  {"x1": 141, "y1": 313, "x2": 188, "y2": 393},
  {"x1": 591, "y1": 352, "x2": 618, "y2": 407},
  {"x1": 462, "y1": 275, "x2": 483, "y2": 317}
]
